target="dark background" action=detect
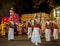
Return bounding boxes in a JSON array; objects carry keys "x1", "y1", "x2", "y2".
[{"x1": 0, "y1": 0, "x2": 60, "y2": 21}]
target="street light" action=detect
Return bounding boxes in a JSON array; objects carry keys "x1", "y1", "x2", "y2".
[
  {"x1": 57, "y1": 11, "x2": 60, "y2": 14},
  {"x1": 57, "y1": 11, "x2": 60, "y2": 17}
]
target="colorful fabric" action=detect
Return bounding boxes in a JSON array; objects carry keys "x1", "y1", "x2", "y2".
[
  {"x1": 1, "y1": 23, "x2": 5, "y2": 36},
  {"x1": 54, "y1": 24, "x2": 59, "y2": 29},
  {"x1": 9, "y1": 13, "x2": 19, "y2": 24},
  {"x1": 2, "y1": 17, "x2": 9, "y2": 23}
]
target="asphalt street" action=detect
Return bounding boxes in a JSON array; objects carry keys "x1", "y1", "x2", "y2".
[{"x1": 0, "y1": 34, "x2": 60, "y2": 46}]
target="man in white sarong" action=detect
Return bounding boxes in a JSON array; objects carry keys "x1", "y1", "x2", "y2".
[
  {"x1": 8, "y1": 19, "x2": 14, "y2": 40},
  {"x1": 27, "y1": 21, "x2": 32, "y2": 39},
  {"x1": 45, "y1": 19, "x2": 51, "y2": 42},
  {"x1": 53, "y1": 20, "x2": 59, "y2": 40},
  {"x1": 31, "y1": 19, "x2": 41, "y2": 46},
  {"x1": 9, "y1": 8, "x2": 20, "y2": 35}
]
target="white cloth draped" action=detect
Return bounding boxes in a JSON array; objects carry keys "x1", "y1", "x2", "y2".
[
  {"x1": 53, "y1": 29, "x2": 58, "y2": 39},
  {"x1": 31, "y1": 28, "x2": 41, "y2": 43},
  {"x1": 27, "y1": 27, "x2": 32, "y2": 38},
  {"x1": 8, "y1": 21, "x2": 14, "y2": 40},
  {"x1": 45, "y1": 29, "x2": 51, "y2": 41}
]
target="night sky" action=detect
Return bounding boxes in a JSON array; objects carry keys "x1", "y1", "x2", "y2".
[
  {"x1": 0, "y1": 0, "x2": 60, "y2": 16},
  {"x1": 0, "y1": 0, "x2": 60, "y2": 23},
  {"x1": 14, "y1": 0, "x2": 60, "y2": 14},
  {"x1": 14, "y1": 0, "x2": 51, "y2": 14}
]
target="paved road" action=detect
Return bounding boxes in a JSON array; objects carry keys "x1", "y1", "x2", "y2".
[{"x1": 0, "y1": 35, "x2": 60, "y2": 46}]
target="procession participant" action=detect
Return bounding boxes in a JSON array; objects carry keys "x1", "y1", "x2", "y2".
[
  {"x1": 45, "y1": 19, "x2": 51, "y2": 42},
  {"x1": 8, "y1": 18, "x2": 14, "y2": 40},
  {"x1": 27, "y1": 21, "x2": 32, "y2": 39},
  {"x1": 31, "y1": 19, "x2": 41, "y2": 46},
  {"x1": 9, "y1": 8, "x2": 20, "y2": 35},
  {"x1": 53, "y1": 20, "x2": 59, "y2": 41}
]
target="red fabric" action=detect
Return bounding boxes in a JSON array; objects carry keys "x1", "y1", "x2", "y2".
[
  {"x1": 34, "y1": 26, "x2": 39, "y2": 28},
  {"x1": 46, "y1": 23, "x2": 51, "y2": 29},
  {"x1": 34, "y1": 24, "x2": 41, "y2": 29},
  {"x1": 54, "y1": 24, "x2": 59, "y2": 29},
  {"x1": 51, "y1": 30, "x2": 53, "y2": 34},
  {"x1": 2, "y1": 17, "x2": 9, "y2": 22},
  {"x1": 10, "y1": 13, "x2": 19, "y2": 24}
]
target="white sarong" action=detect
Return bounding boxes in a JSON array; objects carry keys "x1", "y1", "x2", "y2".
[
  {"x1": 27, "y1": 27, "x2": 32, "y2": 38},
  {"x1": 8, "y1": 21, "x2": 14, "y2": 40},
  {"x1": 8, "y1": 28, "x2": 14, "y2": 40},
  {"x1": 45, "y1": 29, "x2": 51, "y2": 41},
  {"x1": 53, "y1": 29, "x2": 58, "y2": 39},
  {"x1": 31, "y1": 28, "x2": 41, "y2": 43}
]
